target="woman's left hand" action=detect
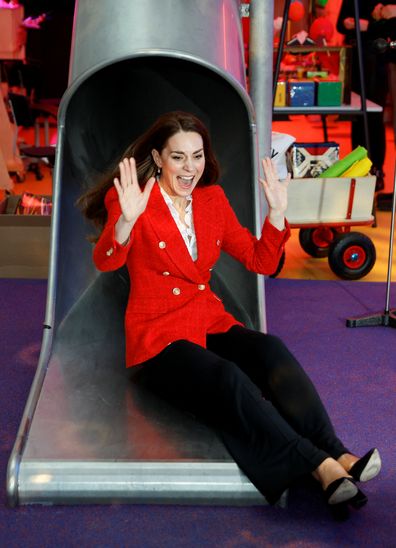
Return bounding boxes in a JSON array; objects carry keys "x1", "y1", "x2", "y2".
[{"x1": 259, "y1": 157, "x2": 290, "y2": 230}]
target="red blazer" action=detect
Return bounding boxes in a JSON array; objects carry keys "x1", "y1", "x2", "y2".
[{"x1": 93, "y1": 182, "x2": 290, "y2": 367}]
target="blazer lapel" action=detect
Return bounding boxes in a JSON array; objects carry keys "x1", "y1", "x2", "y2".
[
  {"x1": 146, "y1": 183, "x2": 220, "y2": 281},
  {"x1": 193, "y1": 186, "x2": 220, "y2": 271},
  {"x1": 146, "y1": 183, "x2": 202, "y2": 282}
]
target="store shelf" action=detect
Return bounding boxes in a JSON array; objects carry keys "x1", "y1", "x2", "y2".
[{"x1": 274, "y1": 92, "x2": 382, "y2": 116}]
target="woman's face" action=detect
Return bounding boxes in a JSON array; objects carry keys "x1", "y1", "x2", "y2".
[{"x1": 153, "y1": 131, "x2": 205, "y2": 198}]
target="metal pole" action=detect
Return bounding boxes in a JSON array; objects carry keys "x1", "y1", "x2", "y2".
[
  {"x1": 248, "y1": 0, "x2": 274, "y2": 333},
  {"x1": 249, "y1": 0, "x2": 274, "y2": 165},
  {"x1": 384, "y1": 162, "x2": 396, "y2": 314}
]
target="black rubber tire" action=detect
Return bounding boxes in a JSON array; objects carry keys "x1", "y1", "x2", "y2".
[
  {"x1": 299, "y1": 227, "x2": 337, "y2": 258},
  {"x1": 328, "y1": 232, "x2": 376, "y2": 280},
  {"x1": 269, "y1": 251, "x2": 285, "y2": 278}
]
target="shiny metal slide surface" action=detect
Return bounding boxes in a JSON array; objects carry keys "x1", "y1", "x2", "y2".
[{"x1": 8, "y1": 0, "x2": 277, "y2": 506}]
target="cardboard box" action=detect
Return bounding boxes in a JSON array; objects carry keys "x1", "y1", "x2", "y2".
[{"x1": 0, "y1": 194, "x2": 51, "y2": 278}]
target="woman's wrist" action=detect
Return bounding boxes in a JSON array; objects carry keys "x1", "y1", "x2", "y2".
[
  {"x1": 115, "y1": 214, "x2": 136, "y2": 245},
  {"x1": 268, "y1": 210, "x2": 286, "y2": 231}
]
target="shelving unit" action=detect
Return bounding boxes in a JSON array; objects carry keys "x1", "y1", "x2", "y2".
[
  {"x1": 274, "y1": 91, "x2": 382, "y2": 115},
  {"x1": 273, "y1": 44, "x2": 352, "y2": 102},
  {"x1": 272, "y1": 0, "x2": 376, "y2": 151}
]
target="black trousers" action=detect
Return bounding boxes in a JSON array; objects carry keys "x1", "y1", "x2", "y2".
[
  {"x1": 136, "y1": 326, "x2": 348, "y2": 504},
  {"x1": 351, "y1": 46, "x2": 388, "y2": 171}
]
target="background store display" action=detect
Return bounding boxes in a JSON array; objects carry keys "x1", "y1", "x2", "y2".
[
  {"x1": 319, "y1": 145, "x2": 371, "y2": 177},
  {"x1": 3, "y1": 0, "x2": 75, "y2": 100},
  {"x1": 289, "y1": 0, "x2": 306, "y2": 22},
  {"x1": 287, "y1": 141, "x2": 339, "y2": 177},
  {"x1": 274, "y1": 45, "x2": 350, "y2": 107},
  {"x1": 16, "y1": 191, "x2": 51, "y2": 215},
  {"x1": 285, "y1": 142, "x2": 372, "y2": 179},
  {"x1": 271, "y1": 131, "x2": 296, "y2": 179},
  {"x1": 336, "y1": 0, "x2": 394, "y2": 193}
]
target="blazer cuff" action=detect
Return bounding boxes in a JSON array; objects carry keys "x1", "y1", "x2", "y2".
[
  {"x1": 263, "y1": 216, "x2": 291, "y2": 243},
  {"x1": 93, "y1": 222, "x2": 134, "y2": 270}
]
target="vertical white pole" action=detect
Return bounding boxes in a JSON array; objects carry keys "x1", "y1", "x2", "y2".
[
  {"x1": 249, "y1": 0, "x2": 274, "y2": 332},
  {"x1": 249, "y1": 0, "x2": 274, "y2": 167}
]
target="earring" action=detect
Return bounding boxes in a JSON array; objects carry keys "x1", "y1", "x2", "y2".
[{"x1": 157, "y1": 167, "x2": 161, "y2": 175}]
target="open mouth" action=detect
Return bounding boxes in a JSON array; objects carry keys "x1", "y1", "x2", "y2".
[{"x1": 177, "y1": 175, "x2": 195, "y2": 188}]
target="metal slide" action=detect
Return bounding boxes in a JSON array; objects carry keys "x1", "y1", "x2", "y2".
[{"x1": 8, "y1": 0, "x2": 279, "y2": 505}]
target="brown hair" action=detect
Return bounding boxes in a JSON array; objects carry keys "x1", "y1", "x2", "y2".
[{"x1": 78, "y1": 111, "x2": 220, "y2": 232}]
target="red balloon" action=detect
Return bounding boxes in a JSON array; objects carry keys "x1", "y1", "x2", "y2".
[
  {"x1": 289, "y1": 1, "x2": 305, "y2": 22},
  {"x1": 309, "y1": 17, "x2": 334, "y2": 42}
]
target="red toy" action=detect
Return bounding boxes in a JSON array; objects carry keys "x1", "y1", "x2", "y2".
[
  {"x1": 289, "y1": 1, "x2": 305, "y2": 22},
  {"x1": 309, "y1": 17, "x2": 334, "y2": 44}
]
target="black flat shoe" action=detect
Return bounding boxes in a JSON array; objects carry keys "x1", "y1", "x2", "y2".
[
  {"x1": 325, "y1": 477, "x2": 358, "y2": 505},
  {"x1": 349, "y1": 448, "x2": 382, "y2": 482}
]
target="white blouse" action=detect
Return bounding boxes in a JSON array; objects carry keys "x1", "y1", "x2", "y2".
[{"x1": 159, "y1": 185, "x2": 198, "y2": 261}]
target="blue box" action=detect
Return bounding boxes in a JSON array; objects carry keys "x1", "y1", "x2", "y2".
[{"x1": 288, "y1": 80, "x2": 316, "y2": 107}]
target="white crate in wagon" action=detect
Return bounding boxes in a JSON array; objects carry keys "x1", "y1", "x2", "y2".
[
  {"x1": 278, "y1": 176, "x2": 377, "y2": 280},
  {"x1": 286, "y1": 176, "x2": 376, "y2": 224}
]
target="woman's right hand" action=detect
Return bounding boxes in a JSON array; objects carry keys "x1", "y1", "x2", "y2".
[
  {"x1": 113, "y1": 157, "x2": 155, "y2": 245},
  {"x1": 114, "y1": 157, "x2": 155, "y2": 224}
]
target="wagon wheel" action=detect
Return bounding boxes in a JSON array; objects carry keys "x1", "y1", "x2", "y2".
[
  {"x1": 269, "y1": 251, "x2": 285, "y2": 278},
  {"x1": 299, "y1": 227, "x2": 338, "y2": 258},
  {"x1": 328, "y1": 232, "x2": 376, "y2": 280}
]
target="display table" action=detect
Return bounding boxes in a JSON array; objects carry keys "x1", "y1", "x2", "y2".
[
  {"x1": 0, "y1": 194, "x2": 51, "y2": 278},
  {"x1": 273, "y1": 92, "x2": 382, "y2": 142},
  {"x1": 273, "y1": 91, "x2": 382, "y2": 115}
]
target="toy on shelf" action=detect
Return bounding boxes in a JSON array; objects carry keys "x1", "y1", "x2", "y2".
[
  {"x1": 274, "y1": 80, "x2": 287, "y2": 106},
  {"x1": 286, "y1": 30, "x2": 315, "y2": 47},
  {"x1": 273, "y1": 0, "x2": 346, "y2": 109},
  {"x1": 309, "y1": 17, "x2": 334, "y2": 46},
  {"x1": 289, "y1": 1, "x2": 305, "y2": 22},
  {"x1": 274, "y1": 42, "x2": 350, "y2": 107},
  {"x1": 316, "y1": 79, "x2": 342, "y2": 106},
  {"x1": 288, "y1": 79, "x2": 316, "y2": 106}
]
